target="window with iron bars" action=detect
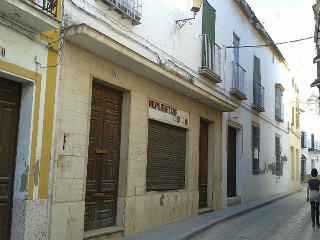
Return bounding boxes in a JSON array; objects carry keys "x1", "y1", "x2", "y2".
[
  {"x1": 101, "y1": 0, "x2": 142, "y2": 24},
  {"x1": 275, "y1": 87, "x2": 284, "y2": 122},
  {"x1": 275, "y1": 135, "x2": 281, "y2": 176},
  {"x1": 252, "y1": 125, "x2": 260, "y2": 175},
  {"x1": 200, "y1": 34, "x2": 221, "y2": 77},
  {"x1": 301, "y1": 131, "x2": 307, "y2": 148},
  {"x1": 25, "y1": 0, "x2": 58, "y2": 17}
]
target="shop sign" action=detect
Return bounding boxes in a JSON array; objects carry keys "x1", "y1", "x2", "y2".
[{"x1": 148, "y1": 98, "x2": 189, "y2": 129}]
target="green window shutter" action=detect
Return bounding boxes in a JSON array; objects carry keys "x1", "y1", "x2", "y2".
[
  {"x1": 253, "y1": 56, "x2": 261, "y2": 84},
  {"x1": 202, "y1": 0, "x2": 216, "y2": 41}
]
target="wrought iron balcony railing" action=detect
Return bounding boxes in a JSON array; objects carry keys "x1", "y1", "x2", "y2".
[
  {"x1": 25, "y1": 0, "x2": 58, "y2": 17},
  {"x1": 101, "y1": 0, "x2": 142, "y2": 25},
  {"x1": 252, "y1": 81, "x2": 265, "y2": 112},
  {"x1": 308, "y1": 140, "x2": 320, "y2": 151},
  {"x1": 229, "y1": 61, "x2": 246, "y2": 99},
  {"x1": 199, "y1": 34, "x2": 221, "y2": 80}
]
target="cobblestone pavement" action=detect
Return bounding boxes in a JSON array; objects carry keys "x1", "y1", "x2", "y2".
[{"x1": 191, "y1": 188, "x2": 320, "y2": 240}]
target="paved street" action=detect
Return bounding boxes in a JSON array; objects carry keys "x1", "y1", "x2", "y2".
[{"x1": 192, "y1": 188, "x2": 320, "y2": 240}]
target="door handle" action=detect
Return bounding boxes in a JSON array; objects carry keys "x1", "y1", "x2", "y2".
[
  {"x1": 95, "y1": 149, "x2": 108, "y2": 154},
  {"x1": 93, "y1": 193, "x2": 105, "y2": 198}
]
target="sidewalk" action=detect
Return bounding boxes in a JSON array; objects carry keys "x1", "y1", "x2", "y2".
[{"x1": 118, "y1": 186, "x2": 305, "y2": 240}]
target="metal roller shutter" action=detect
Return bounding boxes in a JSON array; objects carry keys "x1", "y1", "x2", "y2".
[{"x1": 146, "y1": 119, "x2": 187, "y2": 191}]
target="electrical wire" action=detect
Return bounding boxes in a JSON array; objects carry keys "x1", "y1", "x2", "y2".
[{"x1": 226, "y1": 36, "x2": 313, "y2": 49}]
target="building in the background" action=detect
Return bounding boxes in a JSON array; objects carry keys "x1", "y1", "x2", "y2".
[
  {"x1": 217, "y1": 0, "x2": 300, "y2": 206},
  {"x1": 300, "y1": 93, "x2": 320, "y2": 180},
  {"x1": 0, "y1": 0, "x2": 61, "y2": 239},
  {"x1": 313, "y1": 0, "x2": 320, "y2": 92}
]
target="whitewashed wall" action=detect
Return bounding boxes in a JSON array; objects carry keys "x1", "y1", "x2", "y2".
[
  {"x1": 62, "y1": 0, "x2": 298, "y2": 210},
  {"x1": 209, "y1": 0, "x2": 296, "y2": 204}
]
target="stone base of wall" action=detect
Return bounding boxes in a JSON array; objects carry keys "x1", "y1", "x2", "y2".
[
  {"x1": 11, "y1": 198, "x2": 48, "y2": 240},
  {"x1": 123, "y1": 190, "x2": 199, "y2": 236},
  {"x1": 227, "y1": 196, "x2": 241, "y2": 207},
  {"x1": 83, "y1": 226, "x2": 124, "y2": 240}
]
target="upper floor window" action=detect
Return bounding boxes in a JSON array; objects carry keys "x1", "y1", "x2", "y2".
[
  {"x1": 275, "y1": 135, "x2": 281, "y2": 176},
  {"x1": 250, "y1": 56, "x2": 265, "y2": 112},
  {"x1": 290, "y1": 98, "x2": 300, "y2": 128},
  {"x1": 253, "y1": 56, "x2": 261, "y2": 84},
  {"x1": 275, "y1": 83, "x2": 285, "y2": 122},
  {"x1": 25, "y1": 0, "x2": 58, "y2": 17},
  {"x1": 101, "y1": 0, "x2": 142, "y2": 25},
  {"x1": 233, "y1": 34, "x2": 240, "y2": 64},
  {"x1": 301, "y1": 131, "x2": 307, "y2": 148},
  {"x1": 198, "y1": 1, "x2": 222, "y2": 83},
  {"x1": 229, "y1": 33, "x2": 247, "y2": 100}
]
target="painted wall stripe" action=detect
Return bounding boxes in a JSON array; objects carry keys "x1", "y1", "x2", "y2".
[
  {"x1": 38, "y1": 29, "x2": 60, "y2": 199},
  {"x1": 0, "y1": 60, "x2": 42, "y2": 200}
]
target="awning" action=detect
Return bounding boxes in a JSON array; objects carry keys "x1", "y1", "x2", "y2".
[{"x1": 301, "y1": 154, "x2": 307, "y2": 160}]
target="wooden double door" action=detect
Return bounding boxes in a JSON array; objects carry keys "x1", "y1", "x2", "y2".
[
  {"x1": 84, "y1": 83, "x2": 122, "y2": 231},
  {"x1": 0, "y1": 78, "x2": 21, "y2": 240}
]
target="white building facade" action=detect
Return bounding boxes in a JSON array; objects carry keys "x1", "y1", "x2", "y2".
[
  {"x1": 300, "y1": 94, "x2": 320, "y2": 180},
  {"x1": 206, "y1": 0, "x2": 301, "y2": 207},
  {"x1": 0, "y1": 0, "x2": 301, "y2": 239},
  {"x1": 0, "y1": 0, "x2": 61, "y2": 239}
]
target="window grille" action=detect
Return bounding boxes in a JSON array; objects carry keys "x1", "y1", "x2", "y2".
[
  {"x1": 275, "y1": 136, "x2": 281, "y2": 176},
  {"x1": 252, "y1": 125, "x2": 260, "y2": 175},
  {"x1": 253, "y1": 81, "x2": 264, "y2": 108},
  {"x1": 25, "y1": 0, "x2": 58, "y2": 17},
  {"x1": 301, "y1": 131, "x2": 307, "y2": 148},
  {"x1": 275, "y1": 87, "x2": 284, "y2": 122},
  {"x1": 231, "y1": 62, "x2": 246, "y2": 94},
  {"x1": 200, "y1": 34, "x2": 221, "y2": 77},
  {"x1": 101, "y1": 0, "x2": 142, "y2": 25}
]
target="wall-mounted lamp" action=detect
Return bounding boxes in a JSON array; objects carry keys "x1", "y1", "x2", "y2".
[{"x1": 176, "y1": 0, "x2": 203, "y2": 29}]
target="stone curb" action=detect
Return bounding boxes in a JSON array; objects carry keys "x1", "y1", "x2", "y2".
[{"x1": 181, "y1": 187, "x2": 305, "y2": 240}]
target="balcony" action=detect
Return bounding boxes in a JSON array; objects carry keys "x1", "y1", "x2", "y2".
[
  {"x1": 252, "y1": 81, "x2": 265, "y2": 112},
  {"x1": 229, "y1": 62, "x2": 247, "y2": 100},
  {"x1": 101, "y1": 0, "x2": 142, "y2": 25},
  {"x1": 0, "y1": 0, "x2": 59, "y2": 32},
  {"x1": 308, "y1": 140, "x2": 320, "y2": 151},
  {"x1": 198, "y1": 34, "x2": 222, "y2": 83}
]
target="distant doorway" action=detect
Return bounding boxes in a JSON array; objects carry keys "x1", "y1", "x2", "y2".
[
  {"x1": 198, "y1": 120, "x2": 208, "y2": 208},
  {"x1": 227, "y1": 127, "x2": 237, "y2": 197},
  {"x1": 300, "y1": 159, "x2": 306, "y2": 181}
]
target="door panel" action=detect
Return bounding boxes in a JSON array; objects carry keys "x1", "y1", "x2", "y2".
[
  {"x1": 198, "y1": 120, "x2": 208, "y2": 208},
  {"x1": 0, "y1": 78, "x2": 21, "y2": 240},
  {"x1": 227, "y1": 127, "x2": 237, "y2": 198},
  {"x1": 85, "y1": 83, "x2": 122, "y2": 231}
]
